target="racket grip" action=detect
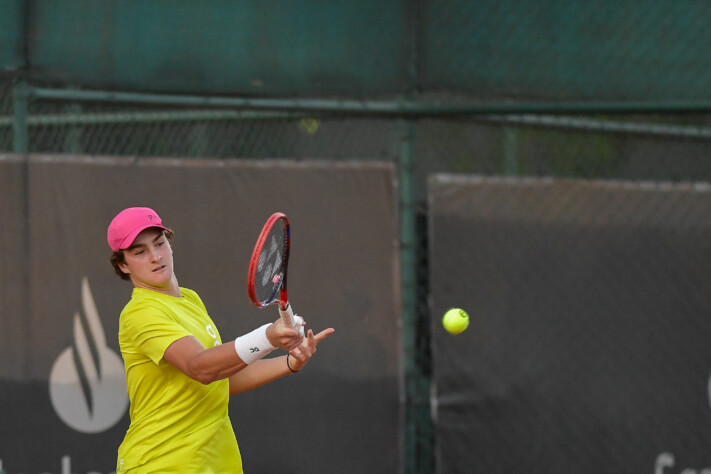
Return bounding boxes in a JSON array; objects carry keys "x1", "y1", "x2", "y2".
[{"x1": 279, "y1": 302, "x2": 305, "y2": 337}]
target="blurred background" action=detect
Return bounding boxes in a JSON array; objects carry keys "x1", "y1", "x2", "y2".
[{"x1": 3, "y1": 1, "x2": 711, "y2": 473}]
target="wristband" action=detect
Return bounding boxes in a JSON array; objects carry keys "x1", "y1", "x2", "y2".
[{"x1": 234, "y1": 323, "x2": 276, "y2": 364}]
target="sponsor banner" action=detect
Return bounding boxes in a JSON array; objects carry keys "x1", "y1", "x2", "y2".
[
  {"x1": 429, "y1": 175, "x2": 711, "y2": 473},
  {"x1": 1, "y1": 155, "x2": 401, "y2": 474},
  {"x1": 0, "y1": 155, "x2": 27, "y2": 381}
]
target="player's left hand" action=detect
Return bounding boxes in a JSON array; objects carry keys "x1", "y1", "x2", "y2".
[{"x1": 287, "y1": 326, "x2": 335, "y2": 372}]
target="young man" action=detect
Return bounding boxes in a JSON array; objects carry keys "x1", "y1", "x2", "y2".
[{"x1": 107, "y1": 207, "x2": 334, "y2": 473}]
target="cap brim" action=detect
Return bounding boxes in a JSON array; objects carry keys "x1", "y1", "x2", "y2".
[{"x1": 117, "y1": 224, "x2": 170, "y2": 251}]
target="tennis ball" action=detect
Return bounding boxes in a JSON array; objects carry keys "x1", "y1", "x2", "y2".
[
  {"x1": 442, "y1": 308, "x2": 469, "y2": 334},
  {"x1": 298, "y1": 117, "x2": 319, "y2": 135}
]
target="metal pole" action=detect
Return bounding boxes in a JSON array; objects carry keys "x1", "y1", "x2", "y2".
[
  {"x1": 503, "y1": 127, "x2": 519, "y2": 176},
  {"x1": 400, "y1": 118, "x2": 417, "y2": 474},
  {"x1": 31, "y1": 86, "x2": 711, "y2": 116}
]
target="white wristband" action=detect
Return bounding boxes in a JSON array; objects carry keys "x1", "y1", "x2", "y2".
[{"x1": 234, "y1": 323, "x2": 276, "y2": 364}]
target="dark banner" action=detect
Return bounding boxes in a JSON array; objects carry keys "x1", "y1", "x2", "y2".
[
  {"x1": 0, "y1": 155, "x2": 401, "y2": 474},
  {"x1": 0, "y1": 155, "x2": 28, "y2": 381},
  {"x1": 18, "y1": 1, "x2": 406, "y2": 97},
  {"x1": 4, "y1": 1, "x2": 711, "y2": 101},
  {"x1": 428, "y1": 175, "x2": 711, "y2": 474}
]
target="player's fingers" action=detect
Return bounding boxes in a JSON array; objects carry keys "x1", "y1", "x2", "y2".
[
  {"x1": 288, "y1": 334, "x2": 304, "y2": 351},
  {"x1": 276, "y1": 321, "x2": 302, "y2": 338},
  {"x1": 276, "y1": 326, "x2": 303, "y2": 349},
  {"x1": 289, "y1": 328, "x2": 333, "y2": 365},
  {"x1": 305, "y1": 330, "x2": 317, "y2": 352},
  {"x1": 313, "y1": 328, "x2": 335, "y2": 343},
  {"x1": 289, "y1": 345, "x2": 309, "y2": 362}
]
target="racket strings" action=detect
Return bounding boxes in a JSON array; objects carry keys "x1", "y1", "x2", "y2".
[{"x1": 253, "y1": 224, "x2": 287, "y2": 304}]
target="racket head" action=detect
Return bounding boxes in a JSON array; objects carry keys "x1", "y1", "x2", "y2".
[{"x1": 247, "y1": 212, "x2": 290, "y2": 310}]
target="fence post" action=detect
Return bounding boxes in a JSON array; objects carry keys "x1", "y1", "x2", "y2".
[
  {"x1": 503, "y1": 126, "x2": 520, "y2": 175},
  {"x1": 400, "y1": 118, "x2": 432, "y2": 473},
  {"x1": 400, "y1": 117, "x2": 416, "y2": 473}
]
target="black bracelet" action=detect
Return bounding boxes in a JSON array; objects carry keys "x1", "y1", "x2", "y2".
[{"x1": 286, "y1": 353, "x2": 299, "y2": 373}]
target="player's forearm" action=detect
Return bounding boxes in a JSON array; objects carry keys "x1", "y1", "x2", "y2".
[
  {"x1": 165, "y1": 335, "x2": 248, "y2": 384},
  {"x1": 171, "y1": 340, "x2": 249, "y2": 384},
  {"x1": 228, "y1": 356, "x2": 291, "y2": 395}
]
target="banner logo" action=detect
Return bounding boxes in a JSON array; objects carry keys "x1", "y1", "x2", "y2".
[
  {"x1": 654, "y1": 371, "x2": 711, "y2": 473},
  {"x1": 49, "y1": 277, "x2": 128, "y2": 433}
]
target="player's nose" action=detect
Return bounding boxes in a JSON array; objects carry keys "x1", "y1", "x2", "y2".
[{"x1": 149, "y1": 247, "x2": 162, "y2": 262}]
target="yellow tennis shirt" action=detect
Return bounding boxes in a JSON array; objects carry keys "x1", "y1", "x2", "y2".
[{"x1": 116, "y1": 287, "x2": 242, "y2": 473}]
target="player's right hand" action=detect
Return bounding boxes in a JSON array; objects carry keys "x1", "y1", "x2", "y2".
[{"x1": 266, "y1": 316, "x2": 305, "y2": 351}]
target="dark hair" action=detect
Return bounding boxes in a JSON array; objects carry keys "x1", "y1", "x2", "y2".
[{"x1": 110, "y1": 229, "x2": 174, "y2": 281}]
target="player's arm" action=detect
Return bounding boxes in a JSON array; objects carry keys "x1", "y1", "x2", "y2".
[
  {"x1": 164, "y1": 336, "x2": 246, "y2": 384},
  {"x1": 228, "y1": 327, "x2": 335, "y2": 394},
  {"x1": 164, "y1": 318, "x2": 304, "y2": 385},
  {"x1": 228, "y1": 356, "x2": 292, "y2": 394}
]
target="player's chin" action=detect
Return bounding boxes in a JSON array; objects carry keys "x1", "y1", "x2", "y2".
[
  {"x1": 146, "y1": 268, "x2": 172, "y2": 285},
  {"x1": 151, "y1": 264, "x2": 171, "y2": 277}
]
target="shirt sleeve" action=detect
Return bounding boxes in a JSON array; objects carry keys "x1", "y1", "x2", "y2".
[{"x1": 121, "y1": 301, "x2": 192, "y2": 365}]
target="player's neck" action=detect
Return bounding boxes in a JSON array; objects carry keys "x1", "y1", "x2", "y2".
[{"x1": 132, "y1": 274, "x2": 181, "y2": 297}]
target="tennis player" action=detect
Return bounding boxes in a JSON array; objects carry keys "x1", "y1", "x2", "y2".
[{"x1": 107, "y1": 207, "x2": 334, "y2": 473}]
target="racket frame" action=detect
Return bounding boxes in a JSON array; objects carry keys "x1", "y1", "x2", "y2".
[{"x1": 247, "y1": 212, "x2": 298, "y2": 329}]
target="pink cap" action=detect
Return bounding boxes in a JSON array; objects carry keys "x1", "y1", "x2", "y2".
[{"x1": 107, "y1": 207, "x2": 170, "y2": 252}]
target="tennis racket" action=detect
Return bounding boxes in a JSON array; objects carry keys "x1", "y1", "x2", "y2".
[{"x1": 247, "y1": 212, "x2": 304, "y2": 336}]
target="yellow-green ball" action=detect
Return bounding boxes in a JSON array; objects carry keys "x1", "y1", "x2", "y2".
[
  {"x1": 442, "y1": 308, "x2": 469, "y2": 334},
  {"x1": 298, "y1": 117, "x2": 319, "y2": 135}
]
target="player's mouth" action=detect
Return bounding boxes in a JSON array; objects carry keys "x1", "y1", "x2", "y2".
[{"x1": 153, "y1": 264, "x2": 167, "y2": 272}]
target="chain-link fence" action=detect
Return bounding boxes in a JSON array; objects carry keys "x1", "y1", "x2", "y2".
[
  {"x1": 5, "y1": 81, "x2": 711, "y2": 182},
  {"x1": 419, "y1": 0, "x2": 711, "y2": 103},
  {"x1": 4, "y1": 2, "x2": 711, "y2": 472},
  {"x1": 0, "y1": 80, "x2": 13, "y2": 151},
  {"x1": 4, "y1": 76, "x2": 711, "y2": 472}
]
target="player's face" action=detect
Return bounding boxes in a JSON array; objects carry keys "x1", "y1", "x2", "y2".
[{"x1": 119, "y1": 228, "x2": 174, "y2": 289}]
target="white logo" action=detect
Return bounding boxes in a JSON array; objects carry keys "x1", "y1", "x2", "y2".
[
  {"x1": 206, "y1": 323, "x2": 220, "y2": 347},
  {"x1": 49, "y1": 277, "x2": 128, "y2": 433},
  {"x1": 654, "y1": 371, "x2": 711, "y2": 473}
]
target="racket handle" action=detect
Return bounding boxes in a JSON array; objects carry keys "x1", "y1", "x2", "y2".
[{"x1": 279, "y1": 302, "x2": 305, "y2": 337}]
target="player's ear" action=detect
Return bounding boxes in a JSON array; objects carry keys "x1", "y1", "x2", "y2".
[{"x1": 118, "y1": 262, "x2": 130, "y2": 274}]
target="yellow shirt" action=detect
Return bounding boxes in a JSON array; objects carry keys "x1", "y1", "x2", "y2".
[{"x1": 116, "y1": 287, "x2": 242, "y2": 473}]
